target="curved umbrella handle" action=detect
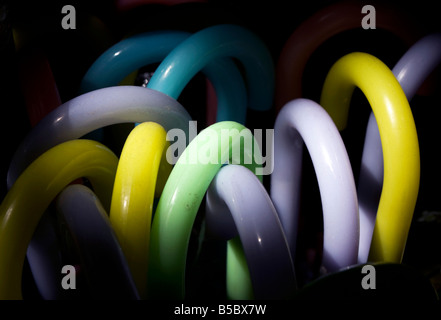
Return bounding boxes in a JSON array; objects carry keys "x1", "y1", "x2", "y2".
[
  {"x1": 7, "y1": 86, "x2": 192, "y2": 188},
  {"x1": 147, "y1": 24, "x2": 274, "y2": 113},
  {"x1": 109, "y1": 121, "x2": 171, "y2": 298},
  {"x1": 56, "y1": 184, "x2": 139, "y2": 300},
  {"x1": 148, "y1": 121, "x2": 263, "y2": 299},
  {"x1": 80, "y1": 30, "x2": 247, "y2": 123},
  {"x1": 0, "y1": 139, "x2": 118, "y2": 299},
  {"x1": 320, "y1": 52, "x2": 420, "y2": 263},
  {"x1": 271, "y1": 98, "x2": 359, "y2": 273},
  {"x1": 358, "y1": 33, "x2": 441, "y2": 263},
  {"x1": 275, "y1": 0, "x2": 422, "y2": 111},
  {"x1": 206, "y1": 164, "x2": 296, "y2": 299}
]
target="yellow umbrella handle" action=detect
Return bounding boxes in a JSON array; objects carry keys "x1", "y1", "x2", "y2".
[
  {"x1": 0, "y1": 140, "x2": 118, "y2": 299},
  {"x1": 110, "y1": 122, "x2": 171, "y2": 298},
  {"x1": 320, "y1": 52, "x2": 420, "y2": 263},
  {"x1": 275, "y1": 0, "x2": 423, "y2": 111}
]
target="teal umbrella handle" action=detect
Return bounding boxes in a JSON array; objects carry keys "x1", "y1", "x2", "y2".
[{"x1": 147, "y1": 24, "x2": 274, "y2": 112}]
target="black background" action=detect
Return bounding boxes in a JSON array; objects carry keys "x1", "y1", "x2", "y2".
[{"x1": 1, "y1": 0, "x2": 440, "y2": 301}]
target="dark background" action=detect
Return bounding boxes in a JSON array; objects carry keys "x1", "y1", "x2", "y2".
[{"x1": 1, "y1": 0, "x2": 440, "y2": 299}]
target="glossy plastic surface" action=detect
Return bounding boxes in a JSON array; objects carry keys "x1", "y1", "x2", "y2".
[
  {"x1": 147, "y1": 24, "x2": 274, "y2": 112},
  {"x1": 148, "y1": 121, "x2": 263, "y2": 299},
  {"x1": 56, "y1": 184, "x2": 139, "y2": 299},
  {"x1": 80, "y1": 30, "x2": 247, "y2": 123},
  {"x1": 358, "y1": 33, "x2": 441, "y2": 263},
  {"x1": 0, "y1": 140, "x2": 118, "y2": 299},
  {"x1": 206, "y1": 164, "x2": 296, "y2": 299},
  {"x1": 320, "y1": 52, "x2": 420, "y2": 263},
  {"x1": 271, "y1": 98, "x2": 359, "y2": 273},
  {"x1": 7, "y1": 86, "x2": 192, "y2": 188},
  {"x1": 275, "y1": 0, "x2": 421, "y2": 111},
  {"x1": 110, "y1": 122, "x2": 171, "y2": 298}
]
